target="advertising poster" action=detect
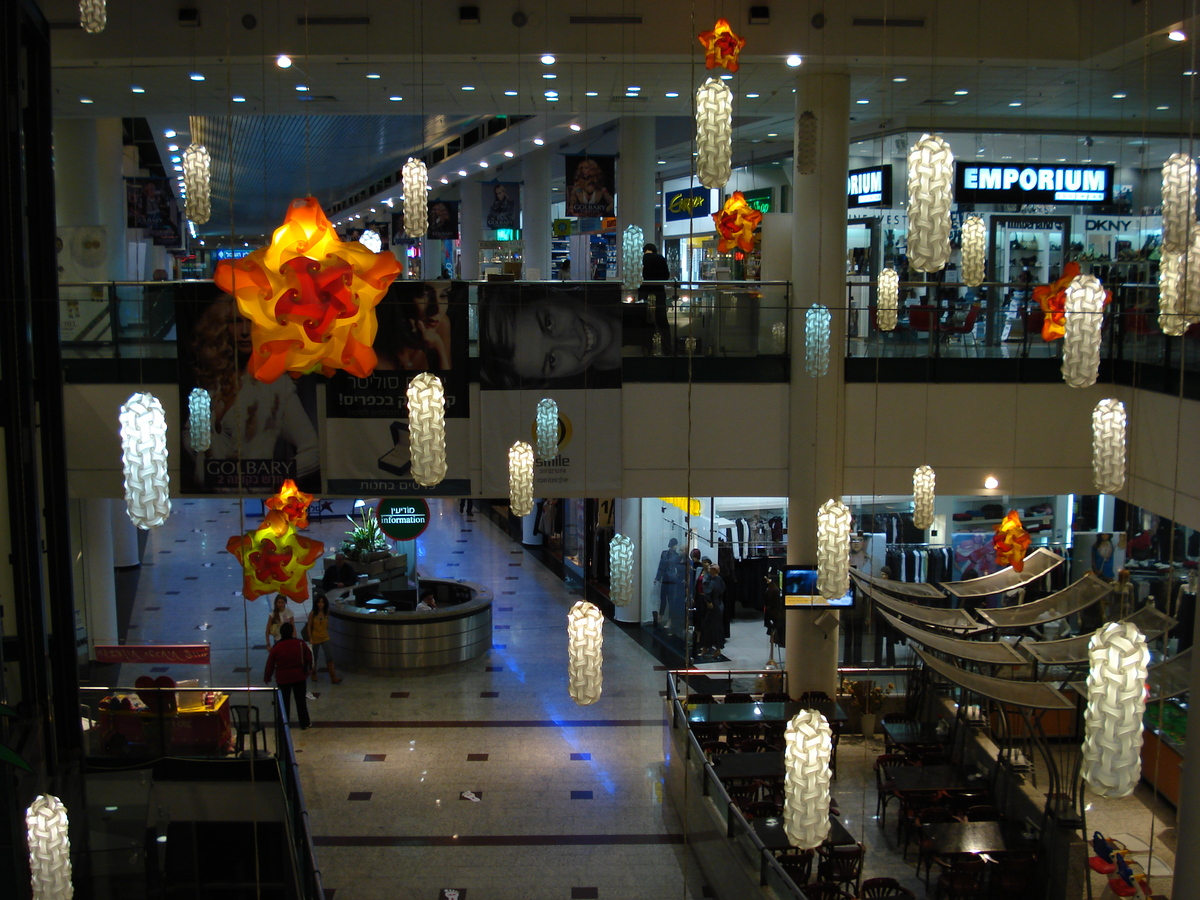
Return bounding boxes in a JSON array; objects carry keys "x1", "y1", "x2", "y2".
[
  {"x1": 175, "y1": 281, "x2": 322, "y2": 494},
  {"x1": 392, "y1": 201, "x2": 460, "y2": 241},
  {"x1": 484, "y1": 182, "x2": 521, "y2": 230},
  {"x1": 324, "y1": 281, "x2": 471, "y2": 496},
  {"x1": 951, "y1": 532, "x2": 1001, "y2": 580},
  {"x1": 564, "y1": 155, "x2": 616, "y2": 218},
  {"x1": 125, "y1": 177, "x2": 181, "y2": 247}
]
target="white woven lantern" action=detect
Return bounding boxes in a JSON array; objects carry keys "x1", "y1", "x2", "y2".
[
  {"x1": 771, "y1": 321, "x2": 787, "y2": 354},
  {"x1": 906, "y1": 134, "x2": 955, "y2": 273},
  {"x1": 804, "y1": 304, "x2": 831, "y2": 377},
  {"x1": 182, "y1": 143, "x2": 211, "y2": 225},
  {"x1": 1162, "y1": 153, "x2": 1196, "y2": 254},
  {"x1": 1062, "y1": 274, "x2": 1106, "y2": 388},
  {"x1": 359, "y1": 229, "x2": 382, "y2": 254},
  {"x1": 621, "y1": 225, "x2": 644, "y2": 291},
  {"x1": 1158, "y1": 249, "x2": 1189, "y2": 336},
  {"x1": 913, "y1": 465, "x2": 936, "y2": 530},
  {"x1": 783, "y1": 710, "x2": 833, "y2": 849},
  {"x1": 508, "y1": 441, "x2": 534, "y2": 517},
  {"x1": 186, "y1": 387, "x2": 211, "y2": 452},
  {"x1": 651, "y1": 333, "x2": 663, "y2": 356},
  {"x1": 26, "y1": 794, "x2": 72, "y2": 900},
  {"x1": 79, "y1": 0, "x2": 106, "y2": 33},
  {"x1": 695, "y1": 78, "x2": 732, "y2": 189},
  {"x1": 120, "y1": 392, "x2": 171, "y2": 529},
  {"x1": 1082, "y1": 622, "x2": 1148, "y2": 799},
  {"x1": 407, "y1": 373, "x2": 446, "y2": 487},
  {"x1": 684, "y1": 336, "x2": 697, "y2": 355},
  {"x1": 816, "y1": 499, "x2": 851, "y2": 599},
  {"x1": 568, "y1": 600, "x2": 604, "y2": 705},
  {"x1": 961, "y1": 215, "x2": 986, "y2": 287},
  {"x1": 1092, "y1": 399, "x2": 1127, "y2": 495},
  {"x1": 877, "y1": 268, "x2": 899, "y2": 331},
  {"x1": 535, "y1": 398, "x2": 559, "y2": 459},
  {"x1": 402, "y1": 158, "x2": 429, "y2": 237},
  {"x1": 609, "y1": 534, "x2": 635, "y2": 606}
]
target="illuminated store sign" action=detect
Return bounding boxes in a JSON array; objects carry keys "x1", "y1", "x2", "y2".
[
  {"x1": 664, "y1": 186, "x2": 716, "y2": 222},
  {"x1": 376, "y1": 498, "x2": 431, "y2": 540},
  {"x1": 742, "y1": 188, "x2": 773, "y2": 214},
  {"x1": 957, "y1": 163, "x2": 1114, "y2": 204},
  {"x1": 847, "y1": 165, "x2": 891, "y2": 208}
]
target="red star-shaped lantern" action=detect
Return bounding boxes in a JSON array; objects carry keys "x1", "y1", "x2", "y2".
[
  {"x1": 214, "y1": 197, "x2": 400, "y2": 383},
  {"x1": 712, "y1": 191, "x2": 764, "y2": 253},
  {"x1": 993, "y1": 510, "x2": 1032, "y2": 572},
  {"x1": 698, "y1": 18, "x2": 746, "y2": 72},
  {"x1": 226, "y1": 483, "x2": 325, "y2": 602},
  {"x1": 265, "y1": 478, "x2": 314, "y2": 530}
]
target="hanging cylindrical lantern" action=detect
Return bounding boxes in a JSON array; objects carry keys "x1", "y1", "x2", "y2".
[
  {"x1": 913, "y1": 465, "x2": 936, "y2": 530},
  {"x1": 804, "y1": 304, "x2": 831, "y2": 378},
  {"x1": 877, "y1": 268, "x2": 899, "y2": 331},
  {"x1": 783, "y1": 710, "x2": 833, "y2": 849},
  {"x1": 609, "y1": 534, "x2": 635, "y2": 606},
  {"x1": 402, "y1": 158, "x2": 429, "y2": 237},
  {"x1": 535, "y1": 398, "x2": 559, "y2": 460},
  {"x1": 1092, "y1": 399, "x2": 1127, "y2": 495},
  {"x1": 1062, "y1": 274, "x2": 1106, "y2": 388},
  {"x1": 79, "y1": 0, "x2": 106, "y2": 33},
  {"x1": 651, "y1": 333, "x2": 663, "y2": 356},
  {"x1": 567, "y1": 600, "x2": 604, "y2": 705},
  {"x1": 684, "y1": 336, "x2": 697, "y2": 355},
  {"x1": 508, "y1": 441, "x2": 534, "y2": 517},
  {"x1": 961, "y1": 215, "x2": 986, "y2": 287},
  {"x1": 1158, "y1": 249, "x2": 1189, "y2": 336},
  {"x1": 1082, "y1": 622, "x2": 1148, "y2": 799},
  {"x1": 407, "y1": 373, "x2": 446, "y2": 487},
  {"x1": 695, "y1": 78, "x2": 732, "y2": 189},
  {"x1": 26, "y1": 795, "x2": 72, "y2": 900},
  {"x1": 182, "y1": 143, "x2": 211, "y2": 225},
  {"x1": 816, "y1": 499, "x2": 851, "y2": 599},
  {"x1": 906, "y1": 134, "x2": 955, "y2": 273},
  {"x1": 359, "y1": 229, "x2": 382, "y2": 253},
  {"x1": 771, "y1": 321, "x2": 787, "y2": 354},
  {"x1": 621, "y1": 225, "x2": 644, "y2": 291},
  {"x1": 795, "y1": 111, "x2": 817, "y2": 175},
  {"x1": 120, "y1": 392, "x2": 171, "y2": 529},
  {"x1": 186, "y1": 387, "x2": 211, "y2": 453},
  {"x1": 1161, "y1": 153, "x2": 1196, "y2": 254}
]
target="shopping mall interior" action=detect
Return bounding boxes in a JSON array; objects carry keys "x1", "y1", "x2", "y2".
[{"x1": 1, "y1": 1, "x2": 1199, "y2": 898}]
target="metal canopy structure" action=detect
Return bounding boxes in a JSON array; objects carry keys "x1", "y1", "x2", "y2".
[
  {"x1": 973, "y1": 572, "x2": 1113, "y2": 629},
  {"x1": 856, "y1": 580, "x2": 982, "y2": 632},
  {"x1": 914, "y1": 649, "x2": 1076, "y2": 710},
  {"x1": 940, "y1": 548, "x2": 1066, "y2": 599},
  {"x1": 1020, "y1": 605, "x2": 1178, "y2": 666},
  {"x1": 849, "y1": 568, "x2": 946, "y2": 600},
  {"x1": 1148, "y1": 648, "x2": 1193, "y2": 702},
  {"x1": 880, "y1": 609, "x2": 1027, "y2": 666}
]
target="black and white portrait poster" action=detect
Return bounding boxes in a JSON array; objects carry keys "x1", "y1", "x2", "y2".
[
  {"x1": 564, "y1": 155, "x2": 616, "y2": 218},
  {"x1": 483, "y1": 182, "x2": 520, "y2": 230}
]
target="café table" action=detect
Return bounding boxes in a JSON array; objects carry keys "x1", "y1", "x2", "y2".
[
  {"x1": 882, "y1": 720, "x2": 943, "y2": 751},
  {"x1": 925, "y1": 820, "x2": 1030, "y2": 857},
  {"x1": 887, "y1": 764, "x2": 970, "y2": 794},
  {"x1": 711, "y1": 751, "x2": 784, "y2": 783},
  {"x1": 687, "y1": 700, "x2": 848, "y2": 726},
  {"x1": 750, "y1": 813, "x2": 856, "y2": 852}
]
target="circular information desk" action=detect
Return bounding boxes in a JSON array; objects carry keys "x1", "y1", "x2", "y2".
[{"x1": 327, "y1": 578, "x2": 492, "y2": 673}]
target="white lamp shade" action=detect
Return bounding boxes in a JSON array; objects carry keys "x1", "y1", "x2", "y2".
[
  {"x1": 26, "y1": 794, "x2": 73, "y2": 900},
  {"x1": 816, "y1": 499, "x2": 851, "y2": 599},
  {"x1": 771, "y1": 321, "x2": 787, "y2": 354},
  {"x1": 1158, "y1": 249, "x2": 1187, "y2": 335},
  {"x1": 1092, "y1": 399, "x2": 1127, "y2": 494},
  {"x1": 402, "y1": 159, "x2": 429, "y2": 237},
  {"x1": 804, "y1": 304, "x2": 831, "y2": 377},
  {"x1": 609, "y1": 534, "x2": 635, "y2": 606},
  {"x1": 536, "y1": 398, "x2": 559, "y2": 459},
  {"x1": 695, "y1": 78, "x2": 733, "y2": 189},
  {"x1": 1162, "y1": 153, "x2": 1196, "y2": 254},
  {"x1": 1082, "y1": 622, "x2": 1148, "y2": 798},
  {"x1": 182, "y1": 143, "x2": 211, "y2": 225},
  {"x1": 186, "y1": 387, "x2": 211, "y2": 452},
  {"x1": 783, "y1": 710, "x2": 833, "y2": 849},
  {"x1": 407, "y1": 373, "x2": 447, "y2": 487},
  {"x1": 120, "y1": 392, "x2": 171, "y2": 529},
  {"x1": 621, "y1": 225, "x2": 644, "y2": 290},
  {"x1": 961, "y1": 215, "x2": 986, "y2": 287},
  {"x1": 877, "y1": 268, "x2": 899, "y2": 331},
  {"x1": 508, "y1": 441, "x2": 534, "y2": 517},
  {"x1": 651, "y1": 333, "x2": 663, "y2": 356},
  {"x1": 1062, "y1": 274, "x2": 1105, "y2": 387},
  {"x1": 359, "y1": 229, "x2": 382, "y2": 253},
  {"x1": 913, "y1": 465, "x2": 936, "y2": 530},
  {"x1": 79, "y1": 0, "x2": 106, "y2": 33},
  {"x1": 906, "y1": 134, "x2": 955, "y2": 273},
  {"x1": 568, "y1": 600, "x2": 604, "y2": 705}
]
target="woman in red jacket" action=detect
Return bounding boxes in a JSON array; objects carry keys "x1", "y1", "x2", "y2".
[{"x1": 264, "y1": 622, "x2": 313, "y2": 730}]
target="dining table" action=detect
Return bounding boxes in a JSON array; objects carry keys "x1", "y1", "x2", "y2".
[
  {"x1": 887, "y1": 763, "x2": 970, "y2": 794},
  {"x1": 750, "y1": 812, "x2": 856, "y2": 852},
  {"x1": 686, "y1": 700, "x2": 848, "y2": 726},
  {"x1": 711, "y1": 750, "x2": 784, "y2": 783},
  {"x1": 882, "y1": 720, "x2": 944, "y2": 751},
  {"x1": 925, "y1": 820, "x2": 1032, "y2": 857}
]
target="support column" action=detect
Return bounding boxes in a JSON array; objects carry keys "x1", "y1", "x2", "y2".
[
  {"x1": 522, "y1": 147, "x2": 552, "y2": 280},
  {"x1": 617, "y1": 116, "x2": 657, "y2": 284},
  {"x1": 1173, "y1": 603, "x2": 1200, "y2": 898},
  {"x1": 97, "y1": 118, "x2": 129, "y2": 280},
  {"x1": 459, "y1": 175, "x2": 483, "y2": 280},
  {"x1": 783, "y1": 70, "x2": 850, "y2": 700},
  {"x1": 77, "y1": 500, "x2": 118, "y2": 654},
  {"x1": 612, "y1": 499, "x2": 641, "y2": 623}
]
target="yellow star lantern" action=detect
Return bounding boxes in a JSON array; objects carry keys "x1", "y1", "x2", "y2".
[
  {"x1": 265, "y1": 478, "x2": 314, "y2": 530},
  {"x1": 698, "y1": 18, "x2": 746, "y2": 73},
  {"x1": 993, "y1": 510, "x2": 1032, "y2": 572},
  {"x1": 712, "y1": 191, "x2": 764, "y2": 253},
  {"x1": 214, "y1": 197, "x2": 400, "y2": 383},
  {"x1": 226, "y1": 481, "x2": 325, "y2": 602}
]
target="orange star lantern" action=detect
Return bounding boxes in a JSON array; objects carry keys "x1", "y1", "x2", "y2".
[
  {"x1": 1033, "y1": 262, "x2": 1111, "y2": 341},
  {"x1": 214, "y1": 197, "x2": 400, "y2": 382},
  {"x1": 226, "y1": 481, "x2": 324, "y2": 601},
  {"x1": 698, "y1": 18, "x2": 746, "y2": 72},
  {"x1": 265, "y1": 478, "x2": 314, "y2": 530},
  {"x1": 992, "y1": 510, "x2": 1032, "y2": 572},
  {"x1": 713, "y1": 192, "x2": 764, "y2": 253}
]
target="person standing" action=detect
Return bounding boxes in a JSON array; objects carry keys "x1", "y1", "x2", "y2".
[
  {"x1": 699, "y1": 564, "x2": 726, "y2": 659},
  {"x1": 653, "y1": 538, "x2": 680, "y2": 627},
  {"x1": 264, "y1": 622, "x2": 313, "y2": 730},
  {"x1": 322, "y1": 552, "x2": 357, "y2": 593},
  {"x1": 459, "y1": 497, "x2": 474, "y2": 515},
  {"x1": 265, "y1": 595, "x2": 294, "y2": 647},
  {"x1": 306, "y1": 595, "x2": 342, "y2": 684},
  {"x1": 640, "y1": 243, "x2": 672, "y2": 345}
]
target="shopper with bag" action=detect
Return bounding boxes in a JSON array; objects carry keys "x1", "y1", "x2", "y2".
[{"x1": 264, "y1": 622, "x2": 313, "y2": 730}]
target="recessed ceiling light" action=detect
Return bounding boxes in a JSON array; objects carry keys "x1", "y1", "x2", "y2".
[
  {"x1": 984, "y1": 475, "x2": 999, "y2": 490},
  {"x1": 976, "y1": 149, "x2": 986, "y2": 155},
  {"x1": 1008, "y1": 101, "x2": 1022, "y2": 107},
  {"x1": 80, "y1": 97, "x2": 93, "y2": 104},
  {"x1": 1001, "y1": 155, "x2": 1013, "y2": 160},
  {"x1": 462, "y1": 85, "x2": 475, "y2": 91},
  {"x1": 295, "y1": 85, "x2": 308, "y2": 92},
  {"x1": 504, "y1": 90, "x2": 518, "y2": 96},
  {"x1": 954, "y1": 89, "x2": 969, "y2": 96},
  {"x1": 545, "y1": 90, "x2": 558, "y2": 98},
  {"x1": 786, "y1": 54, "x2": 802, "y2": 67},
  {"x1": 665, "y1": 91, "x2": 679, "y2": 98},
  {"x1": 533, "y1": 138, "x2": 545, "y2": 145},
  {"x1": 131, "y1": 86, "x2": 145, "y2": 94},
  {"x1": 541, "y1": 54, "x2": 556, "y2": 65},
  {"x1": 170, "y1": 156, "x2": 181, "y2": 163},
  {"x1": 657, "y1": 160, "x2": 666, "y2": 165},
  {"x1": 547, "y1": 96, "x2": 559, "y2": 102},
  {"x1": 586, "y1": 91, "x2": 598, "y2": 97},
  {"x1": 232, "y1": 96, "x2": 246, "y2": 103},
  {"x1": 1057, "y1": 157, "x2": 1067, "y2": 162},
  {"x1": 543, "y1": 73, "x2": 557, "y2": 79},
  {"x1": 189, "y1": 73, "x2": 205, "y2": 81},
  {"x1": 720, "y1": 74, "x2": 733, "y2": 80},
  {"x1": 164, "y1": 130, "x2": 176, "y2": 137},
  {"x1": 389, "y1": 95, "x2": 403, "y2": 101},
  {"x1": 569, "y1": 123, "x2": 582, "y2": 131},
  {"x1": 856, "y1": 98, "x2": 869, "y2": 104},
  {"x1": 627, "y1": 86, "x2": 641, "y2": 92},
  {"x1": 458, "y1": 170, "x2": 468, "y2": 176},
  {"x1": 366, "y1": 73, "x2": 380, "y2": 79},
  {"x1": 167, "y1": 144, "x2": 178, "y2": 152},
  {"x1": 504, "y1": 150, "x2": 515, "y2": 157},
  {"x1": 747, "y1": 93, "x2": 760, "y2": 98},
  {"x1": 1185, "y1": 70, "x2": 1197, "y2": 76},
  {"x1": 1158, "y1": 104, "x2": 1170, "y2": 110},
  {"x1": 440, "y1": 177, "x2": 449, "y2": 184},
  {"x1": 173, "y1": 165, "x2": 183, "y2": 171},
  {"x1": 276, "y1": 54, "x2": 292, "y2": 69},
  {"x1": 1112, "y1": 92, "x2": 1127, "y2": 99},
  {"x1": 767, "y1": 132, "x2": 778, "y2": 137},
  {"x1": 892, "y1": 76, "x2": 907, "y2": 83},
  {"x1": 479, "y1": 161, "x2": 489, "y2": 168},
  {"x1": 1169, "y1": 30, "x2": 1187, "y2": 41}
]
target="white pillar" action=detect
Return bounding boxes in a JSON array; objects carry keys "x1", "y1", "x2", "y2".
[
  {"x1": 617, "y1": 116, "x2": 657, "y2": 285},
  {"x1": 522, "y1": 147, "x2": 552, "y2": 280},
  {"x1": 78, "y1": 499, "x2": 118, "y2": 654},
  {"x1": 98, "y1": 118, "x2": 130, "y2": 280},
  {"x1": 460, "y1": 175, "x2": 483, "y2": 280},
  {"x1": 1174, "y1": 605, "x2": 1200, "y2": 897},
  {"x1": 759, "y1": 212, "x2": 793, "y2": 283},
  {"x1": 612, "y1": 499, "x2": 641, "y2": 623},
  {"x1": 110, "y1": 498, "x2": 140, "y2": 567},
  {"x1": 784, "y1": 69, "x2": 851, "y2": 700},
  {"x1": 54, "y1": 118, "x2": 101, "y2": 226}
]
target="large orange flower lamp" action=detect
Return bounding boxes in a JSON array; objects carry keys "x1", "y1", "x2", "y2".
[
  {"x1": 993, "y1": 510, "x2": 1032, "y2": 572},
  {"x1": 226, "y1": 480, "x2": 324, "y2": 601},
  {"x1": 1033, "y1": 262, "x2": 1111, "y2": 342},
  {"x1": 698, "y1": 19, "x2": 746, "y2": 72},
  {"x1": 214, "y1": 197, "x2": 400, "y2": 382},
  {"x1": 713, "y1": 192, "x2": 763, "y2": 253}
]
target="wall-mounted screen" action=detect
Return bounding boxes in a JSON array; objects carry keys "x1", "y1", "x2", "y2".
[{"x1": 783, "y1": 566, "x2": 854, "y2": 608}]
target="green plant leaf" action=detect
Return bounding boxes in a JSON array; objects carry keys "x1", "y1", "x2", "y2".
[{"x1": 0, "y1": 743, "x2": 31, "y2": 772}]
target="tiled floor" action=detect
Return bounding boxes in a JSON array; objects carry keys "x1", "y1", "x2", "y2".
[{"x1": 110, "y1": 498, "x2": 1179, "y2": 899}]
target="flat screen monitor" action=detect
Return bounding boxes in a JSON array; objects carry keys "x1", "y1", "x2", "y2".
[{"x1": 783, "y1": 566, "x2": 854, "y2": 608}]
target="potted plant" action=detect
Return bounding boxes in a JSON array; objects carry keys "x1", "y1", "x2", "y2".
[
  {"x1": 341, "y1": 508, "x2": 389, "y2": 569},
  {"x1": 841, "y1": 678, "x2": 893, "y2": 737}
]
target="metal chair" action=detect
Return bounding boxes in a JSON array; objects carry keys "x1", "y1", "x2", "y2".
[
  {"x1": 861, "y1": 876, "x2": 917, "y2": 899},
  {"x1": 762, "y1": 691, "x2": 792, "y2": 703},
  {"x1": 723, "y1": 692, "x2": 755, "y2": 704},
  {"x1": 816, "y1": 842, "x2": 864, "y2": 898},
  {"x1": 965, "y1": 804, "x2": 1003, "y2": 822},
  {"x1": 932, "y1": 856, "x2": 986, "y2": 900},
  {"x1": 801, "y1": 881, "x2": 854, "y2": 900},
  {"x1": 874, "y1": 753, "x2": 913, "y2": 826},
  {"x1": 230, "y1": 702, "x2": 267, "y2": 756},
  {"x1": 776, "y1": 849, "x2": 815, "y2": 886},
  {"x1": 914, "y1": 807, "x2": 958, "y2": 887}
]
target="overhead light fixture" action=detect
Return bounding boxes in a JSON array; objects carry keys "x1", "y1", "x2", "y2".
[
  {"x1": 586, "y1": 91, "x2": 598, "y2": 97},
  {"x1": 182, "y1": 143, "x2": 212, "y2": 224},
  {"x1": 906, "y1": 134, "x2": 955, "y2": 273},
  {"x1": 276, "y1": 54, "x2": 292, "y2": 68},
  {"x1": 541, "y1": 54, "x2": 556, "y2": 64},
  {"x1": 1169, "y1": 29, "x2": 1187, "y2": 41},
  {"x1": 786, "y1": 54, "x2": 802, "y2": 67},
  {"x1": 508, "y1": 441, "x2": 534, "y2": 517},
  {"x1": 783, "y1": 711, "x2": 833, "y2": 849},
  {"x1": 665, "y1": 91, "x2": 679, "y2": 98},
  {"x1": 767, "y1": 132, "x2": 778, "y2": 137},
  {"x1": 295, "y1": 85, "x2": 309, "y2": 92},
  {"x1": 457, "y1": 169, "x2": 468, "y2": 176},
  {"x1": 478, "y1": 160, "x2": 489, "y2": 168},
  {"x1": 893, "y1": 76, "x2": 907, "y2": 83},
  {"x1": 190, "y1": 73, "x2": 205, "y2": 81},
  {"x1": 804, "y1": 305, "x2": 831, "y2": 378},
  {"x1": 388, "y1": 95, "x2": 403, "y2": 102},
  {"x1": 1082, "y1": 622, "x2": 1148, "y2": 798},
  {"x1": 1062, "y1": 274, "x2": 1106, "y2": 387},
  {"x1": 164, "y1": 129, "x2": 176, "y2": 137},
  {"x1": 403, "y1": 159, "x2": 429, "y2": 236},
  {"x1": 366, "y1": 73, "x2": 380, "y2": 79},
  {"x1": 913, "y1": 466, "x2": 936, "y2": 530},
  {"x1": 961, "y1": 215, "x2": 986, "y2": 286},
  {"x1": 461, "y1": 85, "x2": 475, "y2": 91},
  {"x1": 80, "y1": 97, "x2": 93, "y2": 104},
  {"x1": 408, "y1": 373, "x2": 447, "y2": 487},
  {"x1": 232, "y1": 96, "x2": 246, "y2": 103},
  {"x1": 1157, "y1": 105, "x2": 1170, "y2": 110},
  {"x1": 1009, "y1": 101, "x2": 1022, "y2": 107},
  {"x1": 440, "y1": 177, "x2": 449, "y2": 184},
  {"x1": 984, "y1": 475, "x2": 999, "y2": 490},
  {"x1": 544, "y1": 90, "x2": 558, "y2": 98},
  {"x1": 533, "y1": 138, "x2": 545, "y2": 146},
  {"x1": 1186, "y1": 70, "x2": 1197, "y2": 76},
  {"x1": 816, "y1": 499, "x2": 851, "y2": 599},
  {"x1": 186, "y1": 388, "x2": 212, "y2": 452},
  {"x1": 720, "y1": 73, "x2": 733, "y2": 80},
  {"x1": 855, "y1": 98, "x2": 869, "y2": 104},
  {"x1": 569, "y1": 123, "x2": 582, "y2": 132},
  {"x1": 747, "y1": 92, "x2": 760, "y2": 98},
  {"x1": 1092, "y1": 399, "x2": 1127, "y2": 494},
  {"x1": 543, "y1": 73, "x2": 557, "y2": 79},
  {"x1": 696, "y1": 77, "x2": 733, "y2": 188},
  {"x1": 567, "y1": 601, "x2": 603, "y2": 705},
  {"x1": 609, "y1": 535, "x2": 635, "y2": 606},
  {"x1": 167, "y1": 144, "x2": 179, "y2": 152},
  {"x1": 359, "y1": 229, "x2": 382, "y2": 253},
  {"x1": 26, "y1": 795, "x2": 73, "y2": 900},
  {"x1": 954, "y1": 89, "x2": 969, "y2": 96},
  {"x1": 504, "y1": 90, "x2": 518, "y2": 96},
  {"x1": 79, "y1": 0, "x2": 106, "y2": 33},
  {"x1": 120, "y1": 392, "x2": 172, "y2": 529},
  {"x1": 1162, "y1": 153, "x2": 1196, "y2": 255},
  {"x1": 657, "y1": 160, "x2": 666, "y2": 165},
  {"x1": 131, "y1": 86, "x2": 145, "y2": 94},
  {"x1": 1112, "y1": 93, "x2": 1127, "y2": 99},
  {"x1": 172, "y1": 165, "x2": 183, "y2": 172}
]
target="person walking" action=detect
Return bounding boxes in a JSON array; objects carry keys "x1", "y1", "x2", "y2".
[
  {"x1": 264, "y1": 622, "x2": 313, "y2": 730},
  {"x1": 306, "y1": 594, "x2": 342, "y2": 684},
  {"x1": 265, "y1": 595, "x2": 294, "y2": 647}
]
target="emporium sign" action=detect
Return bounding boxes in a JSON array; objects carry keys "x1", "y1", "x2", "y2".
[
  {"x1": 956, "y1": 163, "x2": 1114, "y2": 204},
  {"x1": 376, "y1": 498, "x2": 431, "y2": 540},
  {"x1": 847, "y1": 165, "x2": 892, "y2": 208}
]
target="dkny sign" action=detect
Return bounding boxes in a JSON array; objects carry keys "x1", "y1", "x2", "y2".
[{"x1": 956, "y1": 163, "x2": 1113, "y2": 205}]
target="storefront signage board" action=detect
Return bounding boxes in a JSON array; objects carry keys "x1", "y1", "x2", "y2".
[
  {"x1": 664, "y1": 186, "x2": 716, "y2": 222},
  {"x1": 376, "y1": 498, "x2": 431, "y2": 540},
  {"x1": 846, "y1": 165, "x2": 892, "y2": 208},
  {"x1": 957, "y1": 163, "x2": 1114, "y2": 204},
  {"x1": 742, "y1": 188, "x2": 773, "y2": 214},
  {"x1": 95, "y1": 644, "x2": 212, "y2": 665}
]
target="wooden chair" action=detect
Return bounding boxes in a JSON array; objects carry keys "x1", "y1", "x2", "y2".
[
  {"x1": 861, "y1": 876, "x2": 917, "y2": 899},
  {"x1": 685, "y1": 692, "x2": 718, "y2": 706},
  {"x1": 725, "y1": 782, "x2": 762, "y2": 812},
  {"x1": 881, "y1": 712, "x2": 916, "y2": 753},
  {"x1": 723, "y1": 692, "x2": 755, "y2": 704},
  {"x1": 945, "y1": 788, "x2": 991, "y2": 817},
  {"x1": 896, "y1": 789, "x2": 941, "y2": 848},
  {"x1": 991, "y1": 851, "x2": 1038, "y2": 897},
  {"x1": 690, "y1": 722, "x2": 724, "y2": 744},
  {"x1": 726, "y1": 721, "x2": 766, "y2": 745},
  {"x1": 816, "y1": 842, "x2": 864, "y2": 898},
  {"x1": 964, "y1": 804, "x2": 1003, "y2": 822},
  {"x1": 802, "y1": 881, "x2": 854, "y2": 900},
  {"x1": 776, "y1": 849, "x2": 815, "y2": 886},
  {"x1": 800, "y1": 690, "x2": 831, "y2": 705},
  {"x1": 737, "y1": 738, "x2": 778, "y2": 754},
  {"x1": 913, "y1": 807, "x2": 958, "y2": 887},
  {"x1": 746, "y1": 799, "x2": 782, "y2": 820},
  {"x1": 932, "y1": 856, "x2": 986, "y2": 900},
  {"x1": 762, "y1": 691, "x2": 792, "y2": 703},
  {"x1": 874, "y1": 753, "x2": 913, "y2": 826},
  {"x1": 701, "y1": 740, "x2": 733, "y2": 762},
  {"x1": 919, "y1": 750, "x2": 951, "y2": 767}
]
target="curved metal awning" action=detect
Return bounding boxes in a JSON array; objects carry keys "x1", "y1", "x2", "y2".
[
  {"x1": 880, "y1": 609, "x2": 1027, "y2": 665},
  {"x1": 941, "y1": 548, "x2": 1065, "y2": 599},
  {"x1": 1148, "y1": 648, "x2": 1193, "y2": 702},
  {"x1": 856, "y1": 580, "x2": 982, "y2": 631},
  {"x1": 849, "y1": 568, "x2": 946, "y2": 599},
  {"x1": 915, "y1": 648, "x2": 1076, "y2": 710},
  {"x1": 1021, "y1": 604, "x2": 1177, "y2": 666},
  {"x1": 973, "y1": 572, "x2": 1112, "y2": 629}
]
